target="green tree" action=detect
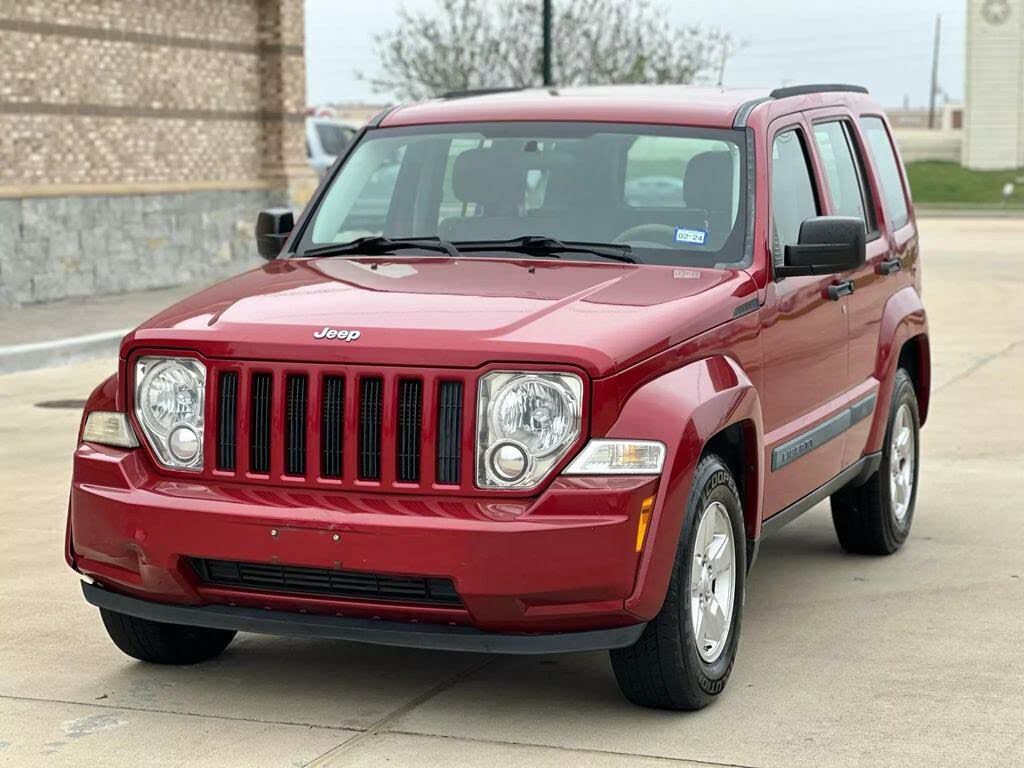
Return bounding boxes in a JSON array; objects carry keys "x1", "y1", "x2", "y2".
[{"x1": 364, "y1": 0, "x2": 736, "y2": 100}]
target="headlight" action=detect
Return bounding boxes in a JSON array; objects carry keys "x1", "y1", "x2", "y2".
[
  {"x1": 563, "y1": 439, "x2": 666, "y2": 475},
  {"x1": 476, "y1": 371, "x2": 582, "y2": 489},
  {"x1": 134, "y1": 356, "x2": 206, "y2": 471}
]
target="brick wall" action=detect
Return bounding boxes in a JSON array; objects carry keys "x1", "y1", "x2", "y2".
[{"x1": 0, "y1": 0, "x2": 312, "y2": 309}]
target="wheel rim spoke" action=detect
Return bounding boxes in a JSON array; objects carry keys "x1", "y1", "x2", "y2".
[
  {"x1": 710, "y1": 534, "x2": 732, "y2": 574},
  {"x1": 701, "y1": 595, "x2": 725, "y2": 653},
  {"x1": 693, "y1": 597, "x2": 704, "y2": 640},
  {"x1": 689, "y1": 555, "x2": 703, "y2": 595}
]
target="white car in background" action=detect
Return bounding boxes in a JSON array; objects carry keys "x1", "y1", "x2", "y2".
[{"x1": 306, "y1": 117, "x2": 358, "y2": 178}]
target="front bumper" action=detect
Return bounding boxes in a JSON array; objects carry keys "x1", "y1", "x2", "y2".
[
  {"x1": 69, "y1": 443, "x2": 658, "y2": 634},
  {"x1": 81, "y1": 581, "x2": 646, "y2": 654}
]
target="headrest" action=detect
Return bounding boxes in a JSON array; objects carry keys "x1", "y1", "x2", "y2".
[
  {"x1": 452, "y1": 147, "x2": 527, "y2": 205},
  {"x1": 683, "y1": 151, "x2": 734, "y2": 211}
]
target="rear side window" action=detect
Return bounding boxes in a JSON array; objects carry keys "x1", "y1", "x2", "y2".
[
  {"x1": 812, "y1": 121, "x2": 876, "y2": 235},
  {"x1": 771, "y1": 129, "x2": 819, "y2": 264},
  {"x1": 861, "y1": 117, "x2": 909, "y2": 230}
]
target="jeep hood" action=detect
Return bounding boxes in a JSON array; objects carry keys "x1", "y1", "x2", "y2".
[{"x1": 125, "y1": 256, "x2": 758, "y2": 378}]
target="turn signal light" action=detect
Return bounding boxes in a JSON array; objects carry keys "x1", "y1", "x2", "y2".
[{"x1": 636, "y1": 495, "x2": 655, "y2": 553}]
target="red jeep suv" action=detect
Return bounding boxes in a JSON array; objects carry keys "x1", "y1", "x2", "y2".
[{"x1": 67, "y1": 84, "x2": 928, "y2": 710}]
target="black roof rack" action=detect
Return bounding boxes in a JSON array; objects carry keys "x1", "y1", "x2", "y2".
[
  {"x1": 439, "y1": 86, "x2": 524, "y2": 100},
  {"x1": 734, "y1": 84, "x2": 870, "y2": 127},
  {"x1": 769, "y1": 83, "x2": 869, "y2": 99}
]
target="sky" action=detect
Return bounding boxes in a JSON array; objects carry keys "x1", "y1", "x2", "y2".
[{"x1": 305, "y1": 0, "x2": 966, "y2": 109}]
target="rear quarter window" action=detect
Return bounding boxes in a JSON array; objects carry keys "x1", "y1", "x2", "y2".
[
  {"x1": 812, "y1": 121, "x2": 876, "y2": 236},
  {"x1": 860, "y1": 117, "x2": 910, "y2": 230}
]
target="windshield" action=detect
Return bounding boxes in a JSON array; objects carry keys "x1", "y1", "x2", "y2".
[{"x1": 300, "y1": 122, "x2": 748, "y2": 267}]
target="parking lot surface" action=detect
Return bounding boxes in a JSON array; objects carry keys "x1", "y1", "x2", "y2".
[{"x1": 1, "y1": 217, "x2": 1021, "y2": 767}]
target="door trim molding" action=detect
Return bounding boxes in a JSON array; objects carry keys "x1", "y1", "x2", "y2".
[{"x1": 771, "y1": 394, "x2": 876, "y2": 471}]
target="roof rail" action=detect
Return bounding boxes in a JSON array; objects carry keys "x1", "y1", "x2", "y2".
[
  {"x1": 769, "y1": 83, "x2": 869, "y2": 99},
  {"x1": 439, "y1": 86, "x2": 524, "y2": 100}
]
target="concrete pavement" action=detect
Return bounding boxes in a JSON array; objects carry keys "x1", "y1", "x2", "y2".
[
  {"x1": 0, "y1": 218, "x2": 1022, "y2": 767},
  {"x1": 0, "y1": 282, "x2": 208, "y2": 374}
]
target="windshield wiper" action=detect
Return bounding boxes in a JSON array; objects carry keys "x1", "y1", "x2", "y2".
[
  {"x1": 454, "y1": 236, "x2": 638, "y2": 264},
  {"x1": 302, "y1": 236, "x2": 461, "y2": 259}
]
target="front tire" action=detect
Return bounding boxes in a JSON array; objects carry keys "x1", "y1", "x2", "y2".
[
  {"x1": 610, "y1": 454, "x2": 746, "y2": 710},
  {"x1": 831, "y1": 368, "x2": 920, "y2": 555},
  {"x1": 100, "y1": 609, "x2": 236, "y2": 664}
]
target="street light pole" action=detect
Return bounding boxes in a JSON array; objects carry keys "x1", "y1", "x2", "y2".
[
  {"x1": 542, "y1": 0, "x2": 553, "y2": 86},
  {"x1": 927, "y1": 14, "x2": 941, "y2": 129}
]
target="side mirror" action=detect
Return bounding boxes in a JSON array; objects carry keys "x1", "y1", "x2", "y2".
[
  {"x1": 776, "y1": 216, "x2": 865, "y2": 278},
  {"x1": 256, "y1": 208, "x2": 294, "y2": 260}
]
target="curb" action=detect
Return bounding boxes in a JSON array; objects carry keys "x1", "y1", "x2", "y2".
[
  {"x1": 916, "y1": 206, "x2": 1024, "y2": 218},
  {"x1": 0, "y1": 329, "x2": 128, "y2": 375}
]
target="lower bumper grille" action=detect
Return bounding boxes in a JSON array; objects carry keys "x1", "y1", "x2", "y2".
[{"x1": 189, "y1": 558, "x2": 461, "y2": 606}]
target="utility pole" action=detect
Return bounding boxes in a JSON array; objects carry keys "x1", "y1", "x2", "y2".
[
  {"x1": 928, "y1": 14, "x2": 941, "y2": 129},
  {"x1": 542, "y1": 0, "x2": 553, "y2": 87},
  {"x1": 716, "y1": 40, "x2": 730, "y2": 87}
]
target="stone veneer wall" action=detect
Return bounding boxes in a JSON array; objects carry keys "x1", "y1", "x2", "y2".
[
  {"x1": 0, "y1": 190, "x2": 286, "y2": 307},
  {"x1": 0, "y1": 0, "x2": 313, "y2": 310}
]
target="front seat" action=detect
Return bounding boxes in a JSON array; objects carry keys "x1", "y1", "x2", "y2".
[
  {"x1": 438, "y1": 147, "x2": 531, "y2": 242},
  {"x1": 683, "y1": 151, "x2": 735, "y2": 242}
]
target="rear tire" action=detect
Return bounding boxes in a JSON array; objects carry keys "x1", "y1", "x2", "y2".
[
  {"x1": 100, "y1": 609, "x2": 235, "y2": 664},
  {"x1": 610, "y1": 454, "x2": 745, "y2": 710},
  {"x1": 831, "y1": 368, "x2": 920, "y2": 555}
]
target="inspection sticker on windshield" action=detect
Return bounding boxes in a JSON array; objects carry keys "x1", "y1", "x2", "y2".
[{"x1": 674, "y1": 227, "x2": 707, "y2": 246}]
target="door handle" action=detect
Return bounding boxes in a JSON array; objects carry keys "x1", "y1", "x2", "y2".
[
  {"x1": 878, "y1": 258, "x2": 902, "y2": 276},
  {"x1": 828, "y1": 279, "x2": 855, "y2": 301}
]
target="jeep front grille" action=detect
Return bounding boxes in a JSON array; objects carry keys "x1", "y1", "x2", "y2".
[
  {"x1": 210, "y1": 363, "x2": 473, "y2": 493},
  {"x1": 189, "y1": 558, "x2": 461, "y2": 606}
]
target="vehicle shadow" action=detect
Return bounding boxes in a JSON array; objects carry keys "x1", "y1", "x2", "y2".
[{"x1": 82, "y1": 509, "x2": 851, "y2": 733}]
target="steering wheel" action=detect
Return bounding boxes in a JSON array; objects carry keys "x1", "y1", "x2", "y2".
[{"x1": 613, "y1": 223, "x2": 679, "y2": 247}]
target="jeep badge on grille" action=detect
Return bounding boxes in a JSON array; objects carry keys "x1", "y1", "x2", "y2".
[{"x1": 313, "y1": 327, "x2": 361, "y2": 342}]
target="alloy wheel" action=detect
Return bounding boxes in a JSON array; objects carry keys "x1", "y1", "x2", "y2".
[
  {"x1": 890, "y1": 402, "x2": 916, "y2": 524},
  {"x1": 689, "y1": 501, "x2": 736, "y2": 663}
]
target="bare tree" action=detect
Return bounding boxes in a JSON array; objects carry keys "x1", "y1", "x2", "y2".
[{"x1": 364, "y1": 0, "x2": 736, "y2": 100}]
